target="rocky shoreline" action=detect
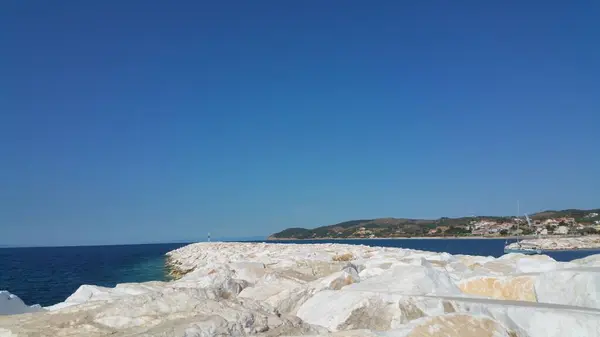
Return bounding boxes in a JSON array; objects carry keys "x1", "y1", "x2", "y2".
[
  {"x1": 1, "y1": 242, "x2": 600, "y2": 336},
  {"x1": 506, "y1": 235, "x2": 600, "y2": 251},
  {"x1": 267, "y1": 235, "x2": 544, "y2": 241},
  {"x1": 164, "y1": 255, "x2": 195, "y2": 280}
]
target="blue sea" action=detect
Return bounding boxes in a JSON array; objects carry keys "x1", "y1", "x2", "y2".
[
  {"x1": 0, "y1": 243, "x2": 190, "y2": 307},
  {"x1": 1, "y1": 239, "x2": 599, "y2": 307}
]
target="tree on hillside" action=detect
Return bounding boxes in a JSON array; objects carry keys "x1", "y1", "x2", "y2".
[
  {"x1": 445, "y1": 226, "x2": 470, "y2": 235},
  {"x1": 579, "y1": 227, "x2": 598, "y2": 235},
  {"x1": 521, "y1": 228, "x2": 534, "y2": 235}
]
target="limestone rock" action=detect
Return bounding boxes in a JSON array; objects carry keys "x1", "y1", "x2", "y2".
[
  {"x1": 345, "y1": 264, "x2": 461, "y2": 296},
  {"x1": 3, "y1": 242, "x2": 600, "y2": 337},
  {"x1": 296, "y1": 290, "x2": 399, "y2": 331},
  {"x1": 0, "y1": 287, "x2": 327, "y2": 336},
  {"x1": 264, "y1": 267, "x2": 361, "y2": 315},
  {"x1": 571, "y1": 254, "x2": 600, "y2": 266},
  {"x1": 507, "y1": 236, "x2": 600, "y2": 251},
  {"x1": 534, "y1": 269, "x2": 600, "y2": 309},
  {"x1": 238, "y1": 269, "x2": 311, "y2": 302},
  {"x1": 230, "y1": 262, "x2": 268, "y2": 283},
  {"x1": 458, "y1": 276, "x2": 537, "y2": 301},
  {"x1": 0, "y1": 291, "x2": 44, "y2": 315},
  {"x1": 384, "y1": 314, "x2": 517, "y2": 337},
  {"x1": 47, "y1": 282, "x2": 166, "y2": 310}
]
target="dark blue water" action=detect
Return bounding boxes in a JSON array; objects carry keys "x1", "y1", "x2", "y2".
[
  {"x1": 2, "y1": 239, "x2": 598, "y2": 307},
  {"x1": 0, "y1": 243, "x2": 189, "y2": 307}
]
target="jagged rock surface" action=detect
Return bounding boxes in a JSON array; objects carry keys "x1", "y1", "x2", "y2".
[
  {"x1": 0, "y1": 291, "x2": 44, "y2": 316},
  {"x1": 1, "y1": 242, "x2": 600, "y2": 336},
  {"x1": 506, "y1": 235, "x2": 600, "y2": 251}
]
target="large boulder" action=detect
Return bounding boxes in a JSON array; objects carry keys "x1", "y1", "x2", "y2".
[
  {"x1": 571, "y1": 254, "x2": 600, "y2": 266},
  {"x1": 0, "y1": 287, "x2": 328, "y2": 336},
  {"x1": 295, "y1": 290, "x2": 401, "y2": 331},
  {"x1": 264, "y1": 264, "x2": 361, "y2": 314},
  {"x1": 230, "y1": 262, "x2": 268, "y2": 283},
  {"x1": 0, "y1": 291, "x2": 44, "y2": 316},
  {"x1": 484, "y1": 304, "x2": 600, "y2": 337},
  {"x1": 345, "y1": 264, "x2": 461, "y2": 296},
  {"x1": 47, "y1": 282, "x2": 166, "y2": 310},
  {"x1": 382, "y1": 314, "x2": 517, "y2": 337},
  {"x1": 238, "y1": 270, "x2": 309, "y2": 302},
  {"x1": 172, "y1": 266, "x2": 250, "y2": 299},
  {"x1": 534, "y1": 269, "x2": 600, "y2": 309},
  {"x1": 458, "y1": 275, "x2": 537, "y2": 301},
  {"x1": 514, "y1": 255, "x2": 559, "y2": 273}
]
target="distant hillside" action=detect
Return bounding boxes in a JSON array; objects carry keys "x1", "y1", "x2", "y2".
[
  {"x1": 268, "y1": 209, "x2": 600, "y2": 240},
  {"x1": 529, "y1": 209, "x2": 600, "y2": 221}
]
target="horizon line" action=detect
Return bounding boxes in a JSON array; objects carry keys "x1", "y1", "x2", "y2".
[{"x1": 0, "y1": 236, "x2": 268, "y2": 249}]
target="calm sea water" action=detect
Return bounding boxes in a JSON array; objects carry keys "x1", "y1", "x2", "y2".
[
  {"x1": 0, "y1": 243, "x2": 189, "y2": 307},
  {"x1": 1, "y1": 239, "x2": 598, "y2": 307}
]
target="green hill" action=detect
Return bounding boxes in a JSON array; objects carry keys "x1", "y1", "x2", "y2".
[
  {"x1": 267, "y1": 208, "x2": 600, "y2": 239},
  {"x1": 530, "y1": 209, "x2": 600, "y2": 222}
]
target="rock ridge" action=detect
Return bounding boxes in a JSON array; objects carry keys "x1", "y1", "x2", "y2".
[{"x1": 1, "y1": 242, "x2": 599, "y2": 336}]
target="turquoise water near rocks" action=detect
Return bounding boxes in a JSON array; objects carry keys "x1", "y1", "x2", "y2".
[
  {"x1": 1, "y1": 239, "x2": 598, "y2": 307},
  {"x1": 0, "y1": 243, "x2": 189, "y2": 307}
]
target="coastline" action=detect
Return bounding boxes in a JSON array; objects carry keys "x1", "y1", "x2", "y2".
[
  {"x1": 266, "y1": 235, "x2": 600, "y2": 252},
  {"x1": 506, "y1": 235, "x2": 600, "y2": 252},
  {"x1": 540, "y1": 247, "x2": 600, "y2": 252},
  {"x1": 3, "y1": 241, "x2": 600, "y2": 336},
  {"x1": 265, "y1": 235, "x2": 547, "y2": 241}
]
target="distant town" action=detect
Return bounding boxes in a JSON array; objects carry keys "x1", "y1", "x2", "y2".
[{"x1": 268, "y1": 209, "x2": 600, "y2": 240}]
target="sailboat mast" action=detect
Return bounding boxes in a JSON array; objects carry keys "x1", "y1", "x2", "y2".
[{"x1": 516, "y1": 200, "x2": 520, "y2": 244}]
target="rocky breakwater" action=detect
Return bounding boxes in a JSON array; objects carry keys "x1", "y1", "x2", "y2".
[
  {"x1": 506, "y1": 235, "x2": 600, "y2": 251},
  {"x1": 1, "y1": 243, "x2": 600, "y2": 337}
]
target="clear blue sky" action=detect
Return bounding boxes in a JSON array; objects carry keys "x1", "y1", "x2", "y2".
[{"x1": 1, "y1": 1, "x2": 599, "y2": 246}]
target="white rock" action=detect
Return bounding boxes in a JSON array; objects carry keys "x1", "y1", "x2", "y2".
[
  {"x1": 1, "y1": 287, "x2": 327, "y2": 336},
  {"x1": 345, "y1": 264, "x2": 461, "y2": 296},
  {"x1": 487, "y1": 305, "x2": 600, "y2": 337},
  {"x1": 263, "y1": 266, "x2": 361, "y2": 315},
  {"x1": 379, "y1": 313, "x2": 516, "y2": 337},
  {"x1": 507, "y1": 235, "x2": 600, "y2": 251},
  {"x1": 571, "y1": 254, "x2": 600, "y2": 266},
  {"x1": 358, "y1": 266, "x2": 387, "y2": 280},
  {"x1": 239, "y1": 270, "x2": 307, "y2": 301},
  {"x1": 514, "y1": 255, "x2": 558, "y2": 273},
  {"x1": 0, "y1": 328, "x2": 16, "y2": 337},
  {"x1": 296, "y1": 290, "x2": 397, "y2": 331},
  {"x1": 47, "y1": 282, "x2": 165, "y2": 310},
  {"x1": 0, "y1": 291, "x2": 44, "y2": 315},
  {"x1": 535, "y1": 269, "x2": 600, "y2": 309},
  {"x1": 230, "y1": 262, "x2": 267, "y2": 283},
  {"x1": 2, "y1": 242, "x2": 600, "y2": 337}
]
